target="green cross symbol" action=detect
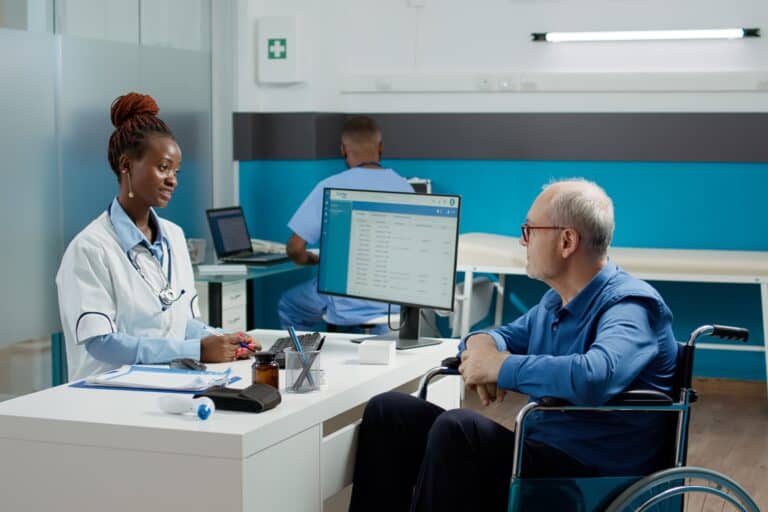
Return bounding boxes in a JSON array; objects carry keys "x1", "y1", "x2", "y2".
[{"x1": 268, "y1": 38, "x2": 287, "y2": 59}]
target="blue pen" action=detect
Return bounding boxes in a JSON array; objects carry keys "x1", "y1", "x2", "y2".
[{"x1": 288, "y1": 326, "x2": 316, "y2": 387}]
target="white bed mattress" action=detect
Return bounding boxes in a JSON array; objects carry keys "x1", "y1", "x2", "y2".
[{"x1": 457, "y1": 232, "x2": 768, "y2": 277}]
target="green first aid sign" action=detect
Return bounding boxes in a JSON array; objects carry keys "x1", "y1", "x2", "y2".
[{"x1": 268, "y1": 38, "x2": 287, "y2": 59}]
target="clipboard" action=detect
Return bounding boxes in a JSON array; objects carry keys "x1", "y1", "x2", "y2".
[{"x1": 71, "y1": 365, "x2": 240, "y2": 393}]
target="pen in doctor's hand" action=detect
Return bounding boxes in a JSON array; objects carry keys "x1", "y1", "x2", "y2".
[{"x1": 236, "y1": 331, "x2": 261, "y2": 350}]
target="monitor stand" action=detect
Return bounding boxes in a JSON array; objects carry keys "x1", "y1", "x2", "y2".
[{"x1": 351, "y1": 305, "x2": 442, "y2": 350}]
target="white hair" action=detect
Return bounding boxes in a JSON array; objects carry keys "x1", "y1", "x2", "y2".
[{"x1": 544, "y1": 179, "x2": 614, "y2": 255}]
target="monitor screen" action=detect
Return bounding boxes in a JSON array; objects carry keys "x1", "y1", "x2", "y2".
[
  {"x1": 318, "y1": 188, "x2": 460, "y2": 311},
  {"x1": 206, "y1": 207, "x2": 252, "y2": 256}
]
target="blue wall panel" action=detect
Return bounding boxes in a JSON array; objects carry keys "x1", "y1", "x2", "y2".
[{"x1": 239, "y1": 158, "x2": 768, "y2": 380}]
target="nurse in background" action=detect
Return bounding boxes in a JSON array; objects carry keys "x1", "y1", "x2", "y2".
[{"x1": 56, "y1": 92, "x2": 260, "y2": 381}]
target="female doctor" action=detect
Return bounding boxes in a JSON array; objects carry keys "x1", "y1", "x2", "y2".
[{"x1": 56, "y1": 92, "x2": 260, "y2": 381}]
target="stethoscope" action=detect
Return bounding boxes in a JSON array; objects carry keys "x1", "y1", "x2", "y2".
[
  {"x1": 127, "y1": 241, "x2": 186, "y2": 311},
  {"x1": 108, "y1": 204, "x2": 185, "y2": 311}
]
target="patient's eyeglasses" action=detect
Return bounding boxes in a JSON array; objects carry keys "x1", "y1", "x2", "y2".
[{"x1": 520, "y1": 223, "x2": 566, "y2": 244}]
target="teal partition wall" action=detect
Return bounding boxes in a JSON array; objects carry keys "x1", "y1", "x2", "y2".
[{"x1": 239, "y1": 158, "x2": 767, "y2": 380}]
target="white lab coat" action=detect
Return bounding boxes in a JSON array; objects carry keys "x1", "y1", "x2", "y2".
[{"x1": 56, "y1": 211, "x2": 200, "y2": 381}]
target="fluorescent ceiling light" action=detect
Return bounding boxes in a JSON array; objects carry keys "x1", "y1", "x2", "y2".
[{"x1": 532, "y1": 28, "x2": 760, "y2": 43}]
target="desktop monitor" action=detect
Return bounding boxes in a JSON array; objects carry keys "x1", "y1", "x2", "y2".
[{"x1": 318, "y1": 188, "x2": 461, "y2": 349}]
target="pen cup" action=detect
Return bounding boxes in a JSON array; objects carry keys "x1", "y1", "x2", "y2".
[{"x1": 284, "y1": 349, "x2": 324, "y2": 393}]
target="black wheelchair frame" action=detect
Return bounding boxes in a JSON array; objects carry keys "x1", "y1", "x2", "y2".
[{"x1": 418, "y1": 324, "x2": 759, "y2": 512}]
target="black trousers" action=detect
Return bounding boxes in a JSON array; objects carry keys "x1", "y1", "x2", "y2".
[{"x1": 348, "y1": 391, "x2": 597, "y2": 512}]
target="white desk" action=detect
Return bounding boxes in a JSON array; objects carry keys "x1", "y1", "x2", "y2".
[
  {"x1": 0, "y1": 331, "x2": 460, "y2": 512},
  {"x1": 456, "y1": 233, "x2": 768, "y2": 394}
]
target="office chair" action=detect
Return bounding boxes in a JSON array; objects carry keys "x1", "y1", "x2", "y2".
[
  {"x1": 51, "y1": 331, "x2": 68, "y2": 386},
  {"x1": 418, "y1": 324, "x2": 759, "y2": 512}
]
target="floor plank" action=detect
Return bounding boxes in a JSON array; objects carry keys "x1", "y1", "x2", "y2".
[{"x1": 464, "y1": 379, "x2": 768, "y2": 511}]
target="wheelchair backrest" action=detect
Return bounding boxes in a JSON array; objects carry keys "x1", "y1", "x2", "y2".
[{"x1": 673, "y1": 341, "x2": 695, "y2": 397}]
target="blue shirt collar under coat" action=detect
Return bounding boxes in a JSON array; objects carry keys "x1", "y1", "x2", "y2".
[{"x1": 108, "y1": 197, "x2": 166, "y2": 262}]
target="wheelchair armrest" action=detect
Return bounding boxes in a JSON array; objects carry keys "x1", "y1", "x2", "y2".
[
  {"x1": 606, "y1": 390, "x2": 674, "y2": 406},
  {"x1": 441, "y1": 356, "x2": 460, "y2": 370},
  {"x1": 418, "y1": 357, "x2": 461, "y2": 400},
  {"x1": 539, "y1": 390, "x2": 673, "y2": 408},
  {"x1": 511, "y1": 390, "x2": 678, "y2": 477}
]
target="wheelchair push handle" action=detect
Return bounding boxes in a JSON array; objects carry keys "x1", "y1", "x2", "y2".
[
  {"x1": 688, "y1": 324, "x2": 749, "y2": 346},
  {"x1": 711, "y1": 324, "x2": 749, "y2": 342}
]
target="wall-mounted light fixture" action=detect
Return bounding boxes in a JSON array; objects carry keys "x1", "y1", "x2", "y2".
[{"x1": 532, "y1": 28, "x2": 760, "y2": 43}]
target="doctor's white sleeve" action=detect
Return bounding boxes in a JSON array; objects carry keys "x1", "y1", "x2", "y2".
[{"x1": 57, "y1": 241, "x2": 118, "y2": 344}]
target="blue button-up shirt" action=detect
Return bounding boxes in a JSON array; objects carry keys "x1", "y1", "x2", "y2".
[
  {"x1": 109, "y1": 196, "x2": 166, "y2": 264},
  {"x1": 83, "y1": 198, "x2": 213, "y2": 366},
  {"x1": 460, "y1": 262, "x2": 678, "y2": 474}
]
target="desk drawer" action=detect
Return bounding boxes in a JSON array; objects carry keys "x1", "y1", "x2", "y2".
[
  {"x1": 221, "y1": 304, "x2": 246, "y2": 331},
  {"x1": 221, "y1": 280, "x2": 246, "y2": 310},
  {"x1": 321, "y1": 420, "x2": 360, "y2": 501}
]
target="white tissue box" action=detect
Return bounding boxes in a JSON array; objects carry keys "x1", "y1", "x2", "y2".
[{"x1": 358, "y1": 339, "x2": 396, "y2": 365}]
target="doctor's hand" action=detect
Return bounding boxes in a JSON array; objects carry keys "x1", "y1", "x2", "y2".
[{"x1": 200, "y1": 334, "x2": 246, "y2": 362}]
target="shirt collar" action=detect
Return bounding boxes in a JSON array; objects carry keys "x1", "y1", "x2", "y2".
[
  {"x1": 108, "y1": 197, "x2": 166, "y2": 257},
  {"x1": 542, "y1": 260, "x2": 618, "y2": 317}
]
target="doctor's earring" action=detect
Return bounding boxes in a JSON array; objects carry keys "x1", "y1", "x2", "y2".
[{"x1": 122, "y1": 169, "x2": 134, "y2": 199}]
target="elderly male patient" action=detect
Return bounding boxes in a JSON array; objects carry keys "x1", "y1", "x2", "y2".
[{"x1": 348, "y1": 179, "x2": 678, "y2": 512}]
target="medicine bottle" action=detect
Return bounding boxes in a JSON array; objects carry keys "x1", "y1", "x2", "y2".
[{"x1": 252, "y1": 352, "x2": 279, "y2": 389}]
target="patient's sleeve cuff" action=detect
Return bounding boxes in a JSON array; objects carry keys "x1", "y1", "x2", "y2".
[
  {"x1": 488, "y1": 331, "x2": 509, "y2": 352},
  {"x1": 498, "y1": 354, "x2": 524, "y2": 390}
]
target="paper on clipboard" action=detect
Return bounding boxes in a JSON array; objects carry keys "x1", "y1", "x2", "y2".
[{"x1": 84, "y1": 365, "x2": 232, "y2": 392}]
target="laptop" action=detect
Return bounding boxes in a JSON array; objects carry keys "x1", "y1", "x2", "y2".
[{"x1": 206, "y1": 207, "x2": 290, "y2": 265}]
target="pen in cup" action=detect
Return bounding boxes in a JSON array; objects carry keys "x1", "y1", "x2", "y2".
[{"x1": 288, "y1": 326, "x2": 316, "y2": 388}]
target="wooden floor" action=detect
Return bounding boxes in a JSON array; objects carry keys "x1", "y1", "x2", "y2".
[{"x1": 465, "y1": 379, "x2": 768, "y2": 511}]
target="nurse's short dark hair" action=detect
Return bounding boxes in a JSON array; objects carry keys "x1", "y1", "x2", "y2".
[{"x1": 341, "y1": 116, "x2": 382, "y2": 146}]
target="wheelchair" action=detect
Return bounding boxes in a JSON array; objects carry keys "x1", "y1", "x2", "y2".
[{"x1": 418, "y1": 324, "x2": 760, "y2": 512}]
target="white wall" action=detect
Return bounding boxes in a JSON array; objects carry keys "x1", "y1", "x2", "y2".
[{"x1": 235, "y1": 0, "x2": 768, "y2": 113}]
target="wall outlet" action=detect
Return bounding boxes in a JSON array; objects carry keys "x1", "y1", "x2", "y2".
[
  {"x1": 374, "y1": 77, "x2": 393, "y2": 91},
  {"x1": 475, "y1": 75, "x2": 493, "y2": 91},
  {"x1": 497, "y1": 76, "x2": 517, "y2": 91}
]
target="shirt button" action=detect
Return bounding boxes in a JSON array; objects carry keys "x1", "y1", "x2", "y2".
[{"x1": 552, "y1": 324, "x2": 558, "y2": 331}]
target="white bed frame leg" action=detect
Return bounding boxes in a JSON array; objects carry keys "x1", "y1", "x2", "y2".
[
  {"x1": 761, "y1": 282, "x2": 768, "y2": 400},
  {"x1": 494, "y1": 275, "x2": 505, "y2": 327},
  {"x1": 460, "y1": 270, "x2": 474, "y2": 338}
]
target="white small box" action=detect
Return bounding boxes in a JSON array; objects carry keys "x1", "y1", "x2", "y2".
[{"x1": 358, "y1": 339, "x2": 396, "y2": 365}]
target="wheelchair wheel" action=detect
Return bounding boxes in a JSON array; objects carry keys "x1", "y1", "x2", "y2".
[{"x1": 605, "y1": 466, "x2": 759, "y2": 512}]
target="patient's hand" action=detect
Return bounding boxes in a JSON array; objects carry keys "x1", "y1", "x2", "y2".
[
  {"x1": 469, "y1": 383, "x2": 506, "y2": 407},
  {"x1": 460, "y1": 337, "x2": 510, "y2": 406}
]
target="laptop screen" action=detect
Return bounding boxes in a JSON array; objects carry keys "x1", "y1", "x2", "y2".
[{"x1": 206, "y1": 207, "x2": 252, "y2": 257}]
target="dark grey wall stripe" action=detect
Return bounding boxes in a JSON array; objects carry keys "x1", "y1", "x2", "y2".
[
  {"x1": 233, "y1": 113, "x2": 344, "y2": 160},
  {"x1": 233, "y1": 112, "x2": 768, "y2": 163}
]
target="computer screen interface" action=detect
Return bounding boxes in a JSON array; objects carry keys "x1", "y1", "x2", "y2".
[
  {"x1": 318, "y1": 188, "x2": 460, "y2": 312},
  {"x1": 207, "y1": 207, "x2": 252, "y2": 256}
]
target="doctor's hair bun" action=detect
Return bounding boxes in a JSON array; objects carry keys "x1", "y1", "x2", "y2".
[
  {"x1": 110, "y1": 92, "x2": 160, "y2": 128},
  {"x1": 107, "y1": 92, "x2": 174, "y2": 175}
]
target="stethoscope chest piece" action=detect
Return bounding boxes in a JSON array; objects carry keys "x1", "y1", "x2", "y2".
[{"x1": 158, "y1": 287, "x2": 179, "y2": 307}]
